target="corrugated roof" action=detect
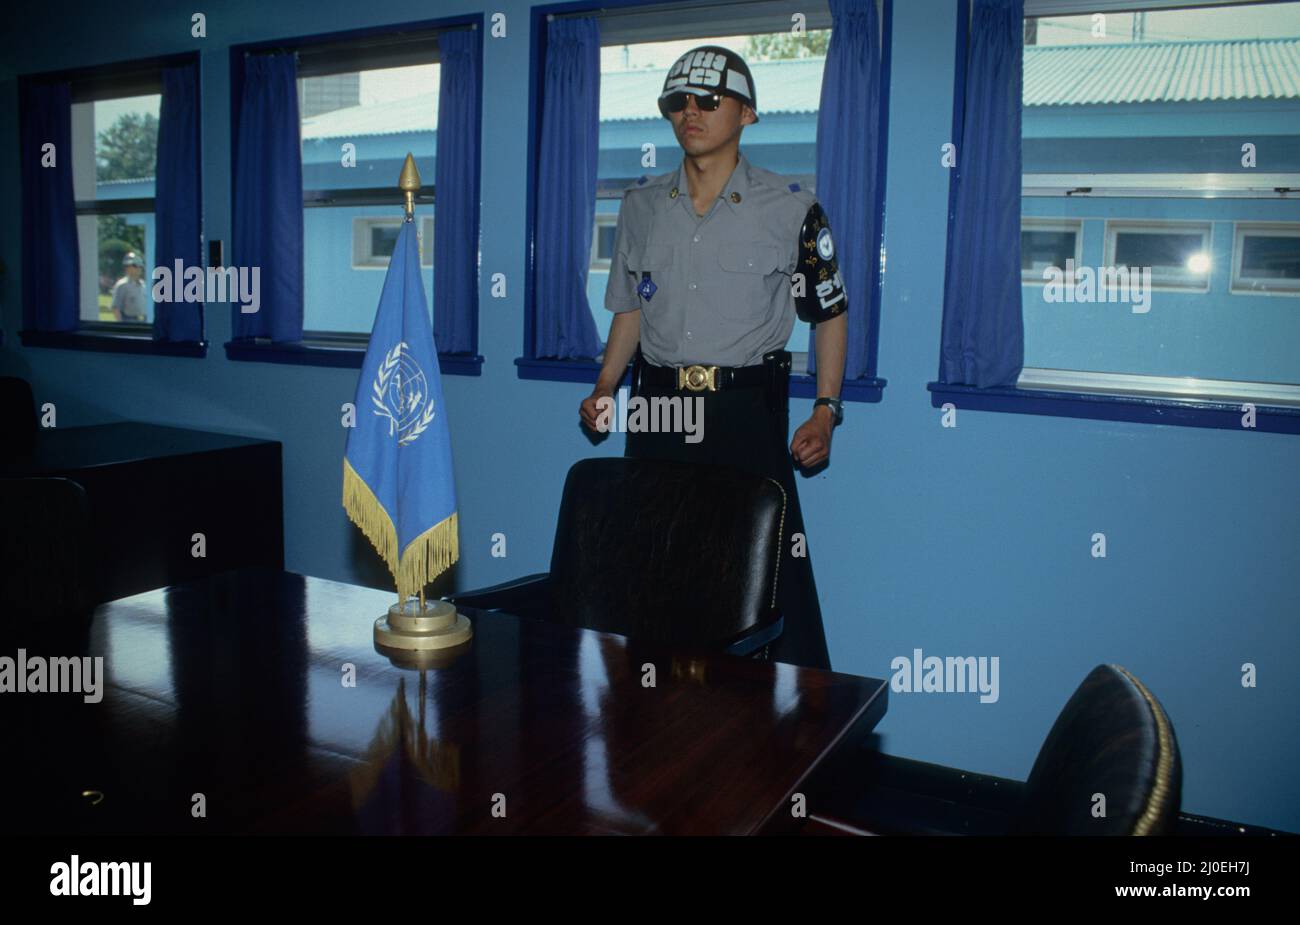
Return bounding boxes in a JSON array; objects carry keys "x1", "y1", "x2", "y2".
[
  {"x1": 301, "y1": 55, "x2": 827, "y2": 140},
  {"x1": 1023, "y1": 37, "x2": 1300, "y2": 106},
  {"x1": 300, "y1": 38, "x2": 1300, "y2": 140},
  {"x1": 302, "y1": 92, "x2": 440, "y2": 140}
]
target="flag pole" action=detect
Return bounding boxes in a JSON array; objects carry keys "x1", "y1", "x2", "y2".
[
  {"x1": 402, "y1": 153, "x2": 422, "y2": 614},
  {"x1": 354, "y1": 152, "x2": 470, "y2": 664}
]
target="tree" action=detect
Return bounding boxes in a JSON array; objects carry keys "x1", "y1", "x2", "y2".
[
  {"x1": 743, "y1": 29, "x2": 831, "y2": 61},
  {"x1": 96, "y1": 111, "x2": 159, "y2": 182}
]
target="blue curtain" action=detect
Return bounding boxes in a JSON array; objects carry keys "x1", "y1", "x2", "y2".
[
  {"x1": 153, "y1": 61, "x2": 203, "y2": 343},
  {"x1": 809, "y1": 0, "x2": 881, "y2": 381},
  {"x1": 432, "y1": 27, "x2": 481, "y2": 355},
  {"x1": 939, "y1": 0, "x2": 1024, "y2": 387},
  {"x1": 533, "y1": 16, "x2": 602, "y2": 359},
  {"x1": 232, "y1": 53, "x2": 303, "y2": 342},
  {"x1": 19, "y1": 81, "x2": 79, "y2": 333}
]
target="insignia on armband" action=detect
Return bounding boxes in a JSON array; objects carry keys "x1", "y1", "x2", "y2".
[{"x1": 792, "y1": 202, "x2": 847, "y2": 324}]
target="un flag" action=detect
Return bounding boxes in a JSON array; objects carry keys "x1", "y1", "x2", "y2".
[{"x1": 343, "y1": 220, "x2": 458, "y2": 602}]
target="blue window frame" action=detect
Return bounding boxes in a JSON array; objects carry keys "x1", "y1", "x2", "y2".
[
  {"x1": 226, "y1": 16, "x2": 484, "y2": 374},
  {"x1": 931, "y1": 0, "x2": 1300, "y2": 434},
  {"x1": 518, "y1": 0, "x2": 892, "y2": 404},
  {"x1": 17, "y1": 51, "x2": 206, "y2": 359}
]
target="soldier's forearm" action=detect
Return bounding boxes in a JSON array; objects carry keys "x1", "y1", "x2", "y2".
[
  {"x1": 813, "y1": 312, "x2": 847, "y2": 400},
  {"x1": 596, "y1": 310, "x2": 642, "y2": 392}
]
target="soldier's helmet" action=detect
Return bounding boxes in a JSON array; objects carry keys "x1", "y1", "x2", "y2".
[{"x1": 658, "y1": 45, "x2": 759, "y2": 123}]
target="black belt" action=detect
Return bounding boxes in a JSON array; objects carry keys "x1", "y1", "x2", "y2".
[{"x1": 635, "y1": 350, "x2": 792, "y2": 395}]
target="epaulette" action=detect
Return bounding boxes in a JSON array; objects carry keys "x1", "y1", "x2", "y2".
[
  {"x1": 748, "y1": 163, "x2": 815, "y2": 205},
  {"x1": 624, "y1": 171, "x2": 672, "y2": 194}
]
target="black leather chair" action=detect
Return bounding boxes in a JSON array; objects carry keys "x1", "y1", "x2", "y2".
[
  {"x1": 803, "y1": 664, "x2": 1183, "y2": 835},
  {"x1": 0, "y1": 477, "x2": 98, "y2": 638},
  {"x1": 0, "y1": 376, "x2": 37, "y2": 459},
  {"x1": 448, "y1": 457, "x2": 786, "y2": 658}
]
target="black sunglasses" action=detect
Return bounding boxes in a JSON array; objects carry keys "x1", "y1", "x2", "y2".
[{"x1": 659, "y1": 91, "x2": 725, "y2": 116}]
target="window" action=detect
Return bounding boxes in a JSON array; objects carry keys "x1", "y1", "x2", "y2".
[
  {"x1": 1021, "y1": 219, "x2": 1081, "y2": 282},
  {"x1": 1232, "y1": 224, "x2": 1300, "y2": 295},
  {"x1": 297, "y1": 40, "x2": 440, "y2": 337},
  {"x1": 71, "y1": 90, "x2": 160, "y2": 329},
  {"x1": 1018, "y1": 0, "x2": 1300, "y2": 404},
  {"x1": 590, "y1": 214, "x2": 618, "y2": 273},
  {"x1": 352, "y1": 216, "x2": 435, "y2": 269},
  {"x1": 1105, "y1": 221, "x2": 1212, "y2": 291},
  {"x1": 589, "y1": 2, "x2": 853, "y2": 368},
  {"x1": 592, "y1": 29, "x2": 830, "y2": 358}
]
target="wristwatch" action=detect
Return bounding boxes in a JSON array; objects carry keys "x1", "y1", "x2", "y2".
[{"x1": 813, "y1": 397, "x2": 843, "y2": 425}]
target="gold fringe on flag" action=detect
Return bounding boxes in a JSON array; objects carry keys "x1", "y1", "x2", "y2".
[{"x1": 343, "y1": 457, "x2": 459, "y2": 604}]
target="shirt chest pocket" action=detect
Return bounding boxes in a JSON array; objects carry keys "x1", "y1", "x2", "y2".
[
  {"x1": 628, "y1": 244, "x2": 675, "y2": 306},
  {"x1": 715, "y1": 242, "x2": 785, "y2": 320}
]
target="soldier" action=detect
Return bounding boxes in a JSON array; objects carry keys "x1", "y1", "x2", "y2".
[
  {"x1": 579, "y1": 45, "x2": 848, "y2": 670},
  {"x1": 111, "y1": 251, "x2": 148, "y2": 322}
]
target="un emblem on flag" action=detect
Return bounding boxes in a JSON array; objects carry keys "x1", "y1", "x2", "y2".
[{"x1": 372, "y1": 342, "x2": 437, "y2": 446}]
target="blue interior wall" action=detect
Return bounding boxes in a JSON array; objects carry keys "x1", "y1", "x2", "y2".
[{"x1": 0, "y1": 0, "x2": 1296, "y2": 831}]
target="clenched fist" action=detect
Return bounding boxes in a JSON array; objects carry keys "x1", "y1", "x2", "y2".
[{"x1": 580, "y1": 386, "x2": 615, "y2": 432}]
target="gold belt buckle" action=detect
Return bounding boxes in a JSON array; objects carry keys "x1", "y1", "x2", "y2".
[{"x1": 678, "y1": 364, "x2": 718, "y2": 392}]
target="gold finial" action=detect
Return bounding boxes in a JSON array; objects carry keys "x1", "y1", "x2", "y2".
[{"x1": 399, "y1": 153, "x2": 421, "y2": 222}]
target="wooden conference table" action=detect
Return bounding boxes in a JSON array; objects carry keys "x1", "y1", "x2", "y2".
[{"x1": 4, "y1": 569, "x2": 887, "y2": 836}]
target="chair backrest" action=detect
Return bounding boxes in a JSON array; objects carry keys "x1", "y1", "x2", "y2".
[
  {"x1": 0, "y1": 477, "x2": 97, "y2": 634},
  {"x1": 547, "y1": 457, "x2": 785, "y2": 650},
  {"x1": 0, "y1": 376, "x2": 37, "y2": 458},
  {"x1": 1016, "y1": 664, "x2": 1182, "y2": 835}
]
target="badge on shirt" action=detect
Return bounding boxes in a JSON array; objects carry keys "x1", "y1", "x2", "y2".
[{"x1": 637, "y1": 272, "x2": 657, "y2": 301}]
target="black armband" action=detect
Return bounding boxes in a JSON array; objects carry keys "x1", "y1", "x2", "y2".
[{"x1": 792, "y1": 202, "x2": 848, "y2": 324}]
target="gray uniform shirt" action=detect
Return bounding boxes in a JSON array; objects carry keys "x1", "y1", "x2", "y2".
[
  {"x1": 111, "y1": 276, "x2": 148, "y2": 320},
  {"x1": 604, "y1": 150, "x2": 838, "y2": 368}
]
